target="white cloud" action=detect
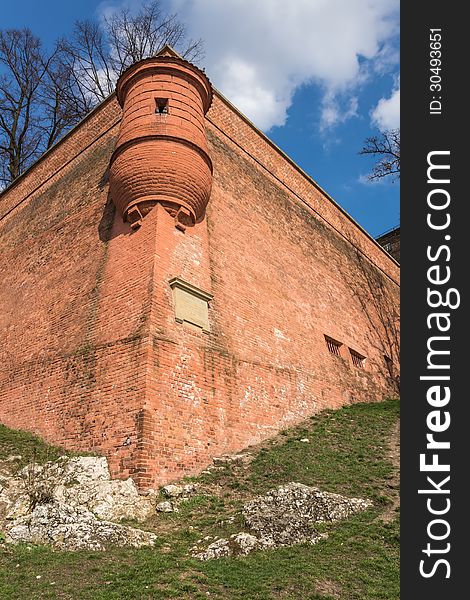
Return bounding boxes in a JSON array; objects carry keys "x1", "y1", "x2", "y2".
[
  {"x1": 320, "y1": 93, "x2": 358, "y2": 131},
  {"x1": 211, "y1": 58, "x2": 291, "y2": 130},
  {"x1": 97, "y1": 0, "x2": 144, "y2": 21},
  {"x1": 372, "y1": 42, "x2": 400, "y2": 75},
  {"x1": 170, "y1": 0, "x2": 399, "y2": 131},
  {"x1": 371, "y1": 84, "x2": 400, "y2": 130}
]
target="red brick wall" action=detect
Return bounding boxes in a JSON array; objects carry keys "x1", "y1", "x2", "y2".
[
  {"x1": 0, "y1": 97, "x2": 153, "y2": 478},
  {"x1": 0, "y1": 88, "x2": 399, "y2": 488},
  {"x1": 132, "y1": 95, "x2": 400, "y2": 486}
]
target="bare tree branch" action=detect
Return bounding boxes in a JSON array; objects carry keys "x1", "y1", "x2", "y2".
[
  {"x1": 359, "y1": 128, "x2": 400, "y2": 182},
  {"x1": 61, "y1": 1, "x2": 204, "y2": 106},
  {"x1": 0, "y1": 29, "x2": 49, "y2": 184}
]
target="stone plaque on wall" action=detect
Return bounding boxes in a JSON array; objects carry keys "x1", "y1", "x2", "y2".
[{"x1": 169, "y1": 277, "x2": 213, "y2": 333}]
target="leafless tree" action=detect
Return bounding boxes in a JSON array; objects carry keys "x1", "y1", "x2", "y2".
[
  {"x1": 59, "y1": 1, "x2": 203, "y2": 107},
  {"x1": 105, "y1": 1, "x2": 202, "y2": 68},
  {"x1": 0, "y1": 29, "x2": 83, "y2": 186},
  {"x1": 56, "y1": 21, "x2": 109, "y2": 118},
  {"x1": 1, "y1": 29, "x2": 48, "y2": 184},
  {"x1": 359, "y1": 128, "x2": 400, "y2": 182},
  {"x1": 38, "y1": 57, "x2": 88, "y2": 149}
]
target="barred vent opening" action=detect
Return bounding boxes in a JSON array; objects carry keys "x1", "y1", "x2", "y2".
[
  {"x1": 350, "y1": 349, "x2": 366, "y2": 368},
  {"x1": 325, "y1": 336, "x2": 342, "y2": 357}
]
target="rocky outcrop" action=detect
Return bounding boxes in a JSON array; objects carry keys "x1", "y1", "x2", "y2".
[
  {"x1": 57, "y1": 457, "x2": 156, "y2": 522},
  {"x1": 193, "y1": 482, "x2": 372, "y2": 560},
  {"x1": 2, "y1": 455, "x2": 374, "y2": 556},
  {"x1": 5, "y1": 501, "x2": 157, "y2": 551},
  {"x1": 1, "y1": 456, "x2": 157, "y2": 550},
  {"x1": 243, "y1": 482, "x2": 372, "y2": 547},
  {"x1": 194, "y1": 532, "x2": 262, "y2": 560},
  {"x1": 156, "y1": 483, "x2": 199, "y2": 513},
  {"x1": 2, "y1": 456, "x2": 156, "y2": 523},
  {"x1": 161, "y1": 483, "x2": 198, "y2": 498}
]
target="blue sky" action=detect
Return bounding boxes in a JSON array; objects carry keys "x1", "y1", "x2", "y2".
[{"x1": 2, "y1": 0, "x2": 399, "y2": 237}]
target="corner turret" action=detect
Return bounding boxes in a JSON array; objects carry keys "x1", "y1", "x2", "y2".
[{"x1": 109, "y1": 46, "x2": 213, "y2": 230}]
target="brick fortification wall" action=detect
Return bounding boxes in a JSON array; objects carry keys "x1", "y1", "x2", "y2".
[{"x1": 0, "y1": 52, "x2": 399, "y2": 488}]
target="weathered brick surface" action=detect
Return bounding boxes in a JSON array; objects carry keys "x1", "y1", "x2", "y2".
[
  {"x1": 0, "y1": 76, "x2": 399, "y2": 488},
  {"x1": 0, "y1": 96, "x2": 160, "y2": 479},
  {"x1": 206, "y1": 93, "x2": 399, "y2": 285}
]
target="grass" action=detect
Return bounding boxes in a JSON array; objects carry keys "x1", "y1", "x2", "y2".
[
  {"x1": 0, "y1": 424, "x2": 72, "y2": 472},
  {"x1": 0, "y1": 398, "x2": 399, "y2": 599},
  {"x1": 0, "y1": 423, "x2": 93, "y2": 475}
]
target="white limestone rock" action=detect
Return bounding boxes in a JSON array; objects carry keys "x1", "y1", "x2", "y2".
[
  {"x1": 1, "y1": 455, "x2": 159, "y2": 550},
  {"x1": 156, "y1": 501, "x2": 174, "y2": 513},
  {"x1": 161, "y1": 483, "x2": 198, "y2": 499},
  {"x1": 161, "y1": 484, "x2": 184, "y2": 498},
  {"x1": 2, "y1": 456, "x2": 155, "y2": 523},
  {"x1": 232, "y1": 532, "x2": 262, "y2": 555},
  {"x1": 5, "y1": 501, "x2": 157, "y2": 551},
  {"x1": 195, "y1": 532, "x2": 261, "y2": 560},
  {"x1": 243, "y1": 482, "x2": 372, "y2": 547},
  {"x1": 57, "y1": 474, "x2": 155, "y2": 522},
  {"x1": 194, "y1": 482, "x2": 372, "y2": 560},
  {"x1": 61, "y1": 456, "x2": 111, "y2": 484}
]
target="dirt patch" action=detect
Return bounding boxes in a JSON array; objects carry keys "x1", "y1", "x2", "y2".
[
  {"x1": 381, "y1": 419, "x2": 400, "y2": 523},
  {"x1": 315, "y1": 578, "x2": 342, "y2": 598}
]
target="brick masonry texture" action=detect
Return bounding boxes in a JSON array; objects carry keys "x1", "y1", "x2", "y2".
[{"x1": 0, "y1": 59, "x2": 399, "y2": 488}]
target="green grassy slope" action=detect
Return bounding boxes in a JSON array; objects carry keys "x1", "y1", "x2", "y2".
[{"x1": 0, "y1": 398, "x2": 400, "y2": 600}]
